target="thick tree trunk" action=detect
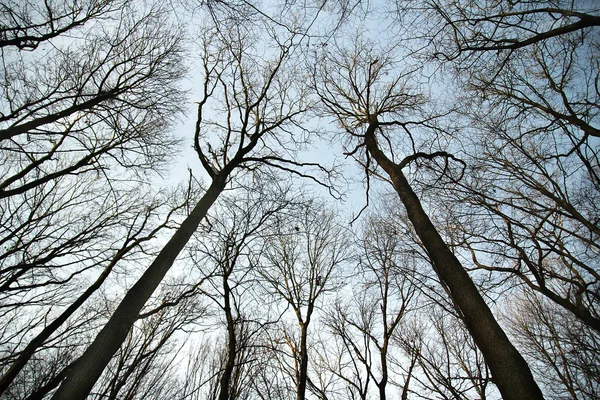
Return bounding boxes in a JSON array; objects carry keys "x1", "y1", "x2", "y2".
[
  {"x1": 0, "y1": 235, "x2": 149, "y2": 395},
  {"x1": 51, "y1": 175, "x2": 228, "y2": 400},
  {"x1": 363, "y1": 119, "x2": 544, "y2": 400}
]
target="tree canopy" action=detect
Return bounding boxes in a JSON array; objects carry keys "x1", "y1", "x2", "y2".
[{"x1": 0, "y1": 0, "x2": 598, "y2": 399}]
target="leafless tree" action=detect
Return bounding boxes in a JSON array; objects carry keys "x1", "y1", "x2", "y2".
[
  {"x1": 0, "y1": 0, "x2": 184, "y2": 195},
  {"x1": 0, "y1": 179, "x2": 196, "y2": 397},
  {"x1": 0, "y1": 0, "x2": 127, "y2": 50},
  {"x1": 92, "y1": 293, "x2": 205, "y2": 400},
  {"x1": 386, "y1": 0, "x2": 600, "y2": 337},
  {"x1": 324, "y1": 213, "x2": 416, "y2": 400},
  {"x1": 442, "y1": 122, "x2": 600, "y2": 334},
  {"x1": 0, "y1": 0, "x2": 188, "y2": 395},
  {"x1": 248, "y1": 334, "x2": 297, "y2": 400},
  {"x1": 6, "y1": 2, "x2": 599, "y2": 399},
  {"x1": 395, "y1": 1, "x2": 599, "y2": 70},
  {"x1": 398, "y1": 309, "x2": 494, "y2": 400},
  {"x1": 260, "y1": 200, "x2": 350, "y2": 400},
  {"x1": 188, "y1": 184, "x2": 299, "y2": 400},
  {"x1": 385, "y1": 2, "x2": 600, "y2": 396},
  {"x1": 312, "y1": 39, "x2": 543, "y2": 399},
  {"x1": 50, "y1": 13, "x2": 334, "y2": 398}
]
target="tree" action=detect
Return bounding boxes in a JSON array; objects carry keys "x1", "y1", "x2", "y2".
[
  {"x1": 445, "y1": 123, "x2": 600, "y2": 333},
  {"x1": 4, "y1": 1, "x2": 599, "y2": 398},
  {"x1": 399, "y1": 309, "x2": 494, "y2": 400},
  {"x1": 260, "y1": 201, "x2": 350, "y2": 400},
  {"x1": 0, "y1": 0, "x2": 187, "y2": 394},
  {"x1": 0, "y1": 184, "x2": 190, "y2": 396},
  {"x1": 394, "y1": 0, "x2": 600, "y2": 334},
  {"x1": 313, "y1": 40, "x2": 544, "y2": 399},
  {"x1": 389, "y1": 1, "x2": 600, "y2": 395},
  {"x1": 325, "y1": 213, "x2": 416, "y2": 400},
  {"x1": 0, "y1": 0, "x2": 184, "y2": 193},
  {"x1": 50, "y1": 13, "x2": 331, "y2": 398},
  {"x1": 396, "y1": 1, "x2": 599, "y2": 56},
  {"x1": 93, "y1": 293, "x2": 205, "y2": 400},
  {"x1": 0, "y1": 0, "x2": 126, "y2": 50},
  {"x1": 189, "y1": 184, "x2": 297, "y2": 400}
]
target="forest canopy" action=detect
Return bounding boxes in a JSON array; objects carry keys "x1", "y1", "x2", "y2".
[{"x1": 0, "y1": 0, "x2": 598, "y2": 399}]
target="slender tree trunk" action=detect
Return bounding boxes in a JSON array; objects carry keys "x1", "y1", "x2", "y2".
[
  {"x1": 297, "y1": 322, "x2": 309, "y2": 400},
  {"x1": 536, "y1": 280, "x2": 600, "y2": 333},
  {"x1": 25, "y1": 363, "x2": 72, "y2": 400},
  {"x1": 401, "y1": 354, "x2": 416, "y2": 400},
  {"x1": 218, "y1": 277, "x2": 236, "y2": 400},
  {"x1": 378, "y1": 339, "x2": 388, "y2": 400},
  {"x1": 363, "y1": 119, "x2": 544, "y2": 400},
  {"x1": 51, "y1": 175, "x2": 228, "y2": 400}
]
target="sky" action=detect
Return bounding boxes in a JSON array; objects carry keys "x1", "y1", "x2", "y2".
[{"x1": 159, "y1": 0, "x2": 417, "y2": 223}]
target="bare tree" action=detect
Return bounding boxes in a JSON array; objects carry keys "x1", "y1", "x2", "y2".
[
  {"x1": 0, "y1": 184, "x2": 191, "y2": 395},
  {"x1": 386, "y1": 0, "x2": 600, "y2": 336},
  {"x1": 0, "y1": 0, "x2": 126, "y2": 50},
  {"x1": 176, "y1": 339, "x2": 224, "y2": 400},
  {"x1": 6, "y1": 2, "x2": 598, "y2": 399},
  {"x1": 508, "y1": 290, "x2": 600, "y2": 399},
  {"x1": 444, "y1": 123, "x2": 600, "y2": 334},
  {"x1": 325, "y1": 213, "x2": 416, "y2": 400},
  {"x1": 386, "y1": 2, "x2": 600, "y2": 396},
  {"x1": 398, "y1": 308, "x2": 494, "y2": 400},
  {"x1": 0, "y1": 0, "x2": 188, "y2": 394},
  {"x1": 92, "y1": 293, "x2": 205, "y2": 400},
  {"x1": 0, "y1": 1, "x2": 184, "y2": 194},
  {"x1": 248, "y1": 333, "x2": 297, "y2": 400},
  {"x1": 50, "y1": 13, "x2": 333, "y2": 397},
  {"x1": 313, "y1": 40, "x2": 543, "y2": 399},
  {"x1": 189, "y1": 184, "x2": 298, "y2": 400},
  {"x1": 395, "y1": 1, "x2": 597, "y2": 56},
  {"x1": 260, "y1": 200, "x2": 350, "y2": 400}
]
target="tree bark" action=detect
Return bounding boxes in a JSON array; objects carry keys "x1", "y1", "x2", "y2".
[
  {"x1": 297, "y1": 322, "x2": 309, "y2": 400},
  {"x1": 0, "y1": 226, "x2": 160, "y2": 395},
  {"x1": 363, "y1": 119, "x2": 544, "y2": 400},
  {"x1": 378, "y1": 339, "x2": 388, "y2": 400},
  {"x1": 218, "y1": 276, "x2": 237, "y2": 400},
  {"x1": 51, "y1": 175, "x2": 228, "y2": 400}
]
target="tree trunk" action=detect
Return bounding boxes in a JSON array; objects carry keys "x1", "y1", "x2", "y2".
[
  {"x1": 0, "y1": 234, "x2": 149, "y2": 395},
  {"x1": 378, "y1": 339, "x2": 388, "y2": 400},
  {"x1": 218, "y1": 277, "x2": 236, "y2": 400},
  {"x1": 51, "y1": 175, "x2": 228, "y2": 400},
  {"x1": 363, "y1": 119, "x2": 544, "y2": 400},
  {"x1": 297, "y1": 323, "x2": 309, "y2": 400}
]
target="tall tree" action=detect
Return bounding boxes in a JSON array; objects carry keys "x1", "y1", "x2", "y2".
[
  {"x1": 408, "y1": 0, "x2": 600, "y2": 334},
  {"x1": 0, "y1": 185, "x2": 190, "y2": 396},
  {"x1": 190, "y1": 185, "x2": 297, "y2": 400},
  {"x1": 313, "y1": 41, "x2": 544, "y2": 399},
  {"x1": 51, "y1": 15, "x2": 330, "y2": 398},
  {"x1": 93, "y1": 294, "x2": 204, "y2": 400},
  {"x1": 399, "y1": 308, "x2": 493, "y2": 400},
  {"x1": 260, "y1": 201, "x2": 350, "y2": 400},
  {"x1": 508, "y1": 290, "x2": 600, "y2": 399},
  {"x1": 0, "y1": 0, "x2": 187, "y2": 394},
  {"x1": 325, "y1": 213, "x2": 416, "y2": 400}
]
